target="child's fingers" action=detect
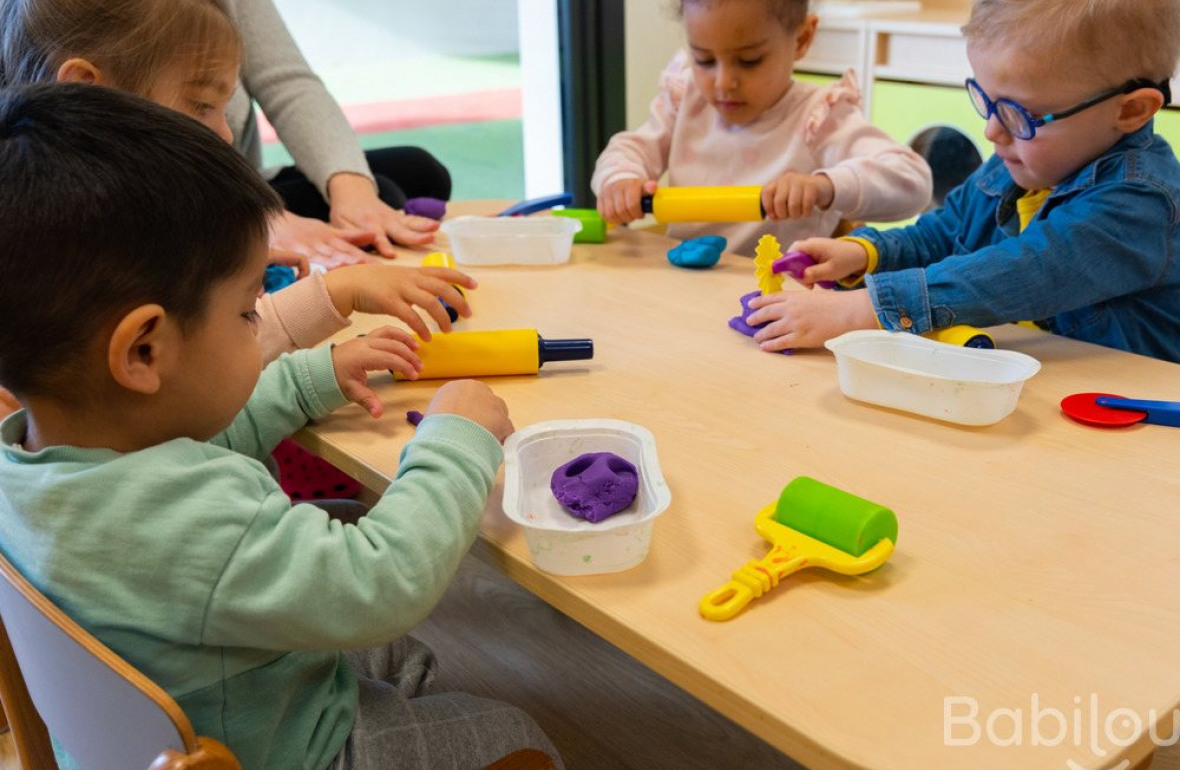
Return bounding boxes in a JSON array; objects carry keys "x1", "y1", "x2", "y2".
[
  {"x1": 626, "y1": 184, "x2": 646, "y2": 222},
  {"x1": 758, "y1": 332, "x2": 796, "y2": 353},
  {"x1": 365, "y1": 324, "x2": 420, "y2": 349},
  {"x1": 405, "y1": 289, "x2": 455, "y2": 335},
  {"x1": 791, "y1": 184, "x2": 814, "y2": 219},
  {"x1": 365, "y1": 336, "x2": 424, "y2": 370},
  {"x1": 351, "y1": 339, "x2": 423, "y2": 379},
  {"x1": 437, "y1": 284, "x2": 472, "y2": 319},
  {"x1": 761, "y1": 184, "x2": 778, "y2": 220},
  {"x1": 383, "y1": 354, "x2": 423, "y2": 381},
  {"x1": 339, "y1": 378, "x2": 384, "y2": 418},
  {"x1": 420, "y1": 267, "x2": 479, "y2": 291}
]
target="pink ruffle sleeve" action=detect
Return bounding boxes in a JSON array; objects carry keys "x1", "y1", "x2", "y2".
[
  {"x1": 590, "y1": 52, "x2": 690, "y2": 194},
  {"x1": 807, "y1": 71, "x2": 933, "y2": 221}
]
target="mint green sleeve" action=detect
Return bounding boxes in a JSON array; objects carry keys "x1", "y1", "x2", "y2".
[
  {"x1": 201, "y1": 415, "x2": 503, "y2": 650},
  {"x1": 210, "y1": 347, "x2": 349, "y2": 462}
]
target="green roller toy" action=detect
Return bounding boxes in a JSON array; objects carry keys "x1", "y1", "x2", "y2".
[{"x1": 699, "y1": 477, "x2": 898, "y2": 622}]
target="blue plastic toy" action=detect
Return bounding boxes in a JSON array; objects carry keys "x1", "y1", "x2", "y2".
[
  {"x1": 668, "y1": 235, "x2": 727, "y2": 269},
  {"x1": 497, "y1": 193, "x2": 574, "y2": 217}
]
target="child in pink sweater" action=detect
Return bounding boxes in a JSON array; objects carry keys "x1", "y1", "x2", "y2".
[{"x1": 593, "y1": 0, "x2": 932, "y2": 256}]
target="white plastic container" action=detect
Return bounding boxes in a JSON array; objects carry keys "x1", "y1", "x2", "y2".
[
  {"x1": 502, "y1": 419, "x2": 671, "y2": 576},
  {"x1": 440, "y1": 216, "x2": 582, "y2": 266},
  {"x1": 824, "y1": 330, "x2": 1041, "y2": 426}
]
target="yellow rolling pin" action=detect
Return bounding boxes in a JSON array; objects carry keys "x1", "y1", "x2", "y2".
[
  {"x1": 641, "y1": 186, "x2": 764, "y2": 223},
  {"x1": 700, "y1": 477, "x2": 898, "y2": 621},
  {"x1": 393, "y1": 328, "x2": 593, "y2": 380}
]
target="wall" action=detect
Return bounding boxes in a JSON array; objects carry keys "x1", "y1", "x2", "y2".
[{"x1": 624, "y1": 0, "x2": 683, "y2": 129}]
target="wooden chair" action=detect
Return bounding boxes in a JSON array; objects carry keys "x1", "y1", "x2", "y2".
[{"x1": 0, "y1": 551, "x2": 239, "y2": 770}]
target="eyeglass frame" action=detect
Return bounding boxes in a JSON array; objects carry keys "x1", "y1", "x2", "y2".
[{"x1": 965, "y1": 77, "x2": 1173, "y2": 140}]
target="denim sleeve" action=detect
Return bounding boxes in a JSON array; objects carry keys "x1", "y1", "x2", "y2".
[
  {"x1": 865, "y1": 181, "x2": 1174, "y2": 333},
  {"x1": 849, "y1": 165, "x2": 981, "y2": 276}
]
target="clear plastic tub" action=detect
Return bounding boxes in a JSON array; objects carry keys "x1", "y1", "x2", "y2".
[
  {"x1": 502, "y1": 419, "x2": 671, "y2": 575},
  {"x1": 824, "y1": 330, "x2": 1041, "y2": 426},
  {"x1": 440, "y1": 216, "x2": 582, "y2": 266}
]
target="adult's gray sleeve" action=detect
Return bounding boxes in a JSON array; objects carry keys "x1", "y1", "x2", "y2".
[{"x1": 225, "y1": 0, "x2": 375, "y2": 199}]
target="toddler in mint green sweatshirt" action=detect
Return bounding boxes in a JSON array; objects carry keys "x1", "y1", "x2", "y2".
[{"x1": 0, "y1": 84, "x2": 560, "y2": 770}]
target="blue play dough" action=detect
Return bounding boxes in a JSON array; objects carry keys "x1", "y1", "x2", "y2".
[
  {"x1": 668, "y1": 235, "x2": 727, "y2": 268},
  {"x1": 263, "y1": 264, "x2": 298, "y2": 294}
]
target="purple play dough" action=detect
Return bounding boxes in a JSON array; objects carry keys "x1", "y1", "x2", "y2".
[
  {"x1": 404, "y1": 197, "x2": 447, "y2": 220},
  {"x1": 550, "y1": 452, "x2": 639, "y2": 523},
  {"x1": 728, "y1": 291, "x2": 792, "y2": 355}
]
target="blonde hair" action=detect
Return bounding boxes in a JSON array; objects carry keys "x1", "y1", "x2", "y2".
[
  {"x1": 0, "y1": 0, "x2": 241, "y2": 97},
  {"x1": 962, "y1": 0, "x2": 1180, "y2": 84}
]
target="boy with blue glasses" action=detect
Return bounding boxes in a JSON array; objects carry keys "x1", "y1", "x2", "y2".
[{"x1": 743, "y1": 0, "x2": 1180, "y2": 363}]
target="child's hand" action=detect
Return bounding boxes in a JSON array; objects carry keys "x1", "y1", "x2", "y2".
[
  {"x1": 746, "y1": 289, "x2": 877, "y2": 351},
  {"x1": 788, "y1": 237, "x2": 870, "y2": 286},
  {"x1": 425, "y1": 380, "x2": 514, "y2": 443},
  {"x1": 331, "y1": 327, "x2": 423, "y2": 417},
  {"x1": 762, "y1": 173, "x2": 835, "y2": 220},
  {"x1": 268, "y1": 246, "x2": 310, "y2": 279},
  {"x1": 328, "y1": 173, "x2": 439, "y2": 255},
  {"x1": 598, "y1": 179, "x2": 658, "y2": 225},
  {"x1": 0, "y1": 386, "x2": 19, "y2": 420},
  {"x1": 271, "y1": 210, "x2": 381, "y2": 270},
  {"x1": 324, "y1": 264, "x2": 477, "y2": 340}
]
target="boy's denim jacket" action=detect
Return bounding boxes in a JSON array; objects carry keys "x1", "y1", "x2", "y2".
[{"x1": 853, "y1": 122, "x2": 1180, "y2": 362}]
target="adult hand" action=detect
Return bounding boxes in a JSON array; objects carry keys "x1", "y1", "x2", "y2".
[
  {"x1": 268, "y1": 246, "x2": 310, "y2": 278},
  {"x1": 328, "y1": 173, "x2": 439, "y2": 256},
  {"x1": 270, "y1": 210, "x2": 380, "y2": 271}
]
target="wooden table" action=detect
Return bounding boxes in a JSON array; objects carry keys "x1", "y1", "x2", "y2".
[{"x1": 298, "y1": 202, "x2": 1180, "y2": 770}]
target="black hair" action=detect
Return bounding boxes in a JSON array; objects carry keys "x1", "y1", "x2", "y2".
[
  {"x1": 677, "y1": 0, "x2": 811, "y2": 32},
  {"x1": 0, "y1": 82, "x2": 282, "y2": 398}
]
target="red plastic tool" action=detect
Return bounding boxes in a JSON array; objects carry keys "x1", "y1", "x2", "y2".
[{"x1": 1059, "y1": 392, "x2": 1146, "y2": 428}]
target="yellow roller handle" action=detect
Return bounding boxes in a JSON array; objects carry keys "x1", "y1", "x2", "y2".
[
  {"x1": 699, "y1": 544, "x2": 809, "y2": 622},
  {"x1": 700, "y1": 501, "x2": 895, "y2": 622},
  {"x1": 642, "y1": 186, "x2": 764, "y2": 223}
]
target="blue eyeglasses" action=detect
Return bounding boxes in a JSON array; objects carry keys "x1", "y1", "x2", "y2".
[{"x1": 965, "y1": 78, "x2": 1172, "y2": 140}]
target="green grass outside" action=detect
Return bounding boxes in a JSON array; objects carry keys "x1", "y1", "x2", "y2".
[{"x1": 261, "y1": 118, "x2": 525, "y2": 202}]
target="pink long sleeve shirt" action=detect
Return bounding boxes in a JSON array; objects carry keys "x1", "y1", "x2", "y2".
[{"x1": 592, "y1": 54, "x2": 933, "y2": 256}]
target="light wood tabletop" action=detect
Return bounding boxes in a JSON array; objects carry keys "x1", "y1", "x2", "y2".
[{"x1": 297, "y1": 201, "x2": 1180, "y2": 770}]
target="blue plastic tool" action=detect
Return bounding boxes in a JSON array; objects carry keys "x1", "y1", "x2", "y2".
[
  {"x1": 497, "y1": 193, "x2": 574, "y2": 217},
  {"x1": 1094, "y1": 396, "x2": 1180, "y2": 427}
]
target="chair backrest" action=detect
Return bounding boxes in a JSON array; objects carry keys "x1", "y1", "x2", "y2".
[{"x1": 0, "y1": 551, "x2": 239, "y2": 770}]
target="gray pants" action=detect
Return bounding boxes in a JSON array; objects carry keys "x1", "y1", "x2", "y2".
[{"x1": 329, "y1": 636, "x2": 563, "y2": 770}]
